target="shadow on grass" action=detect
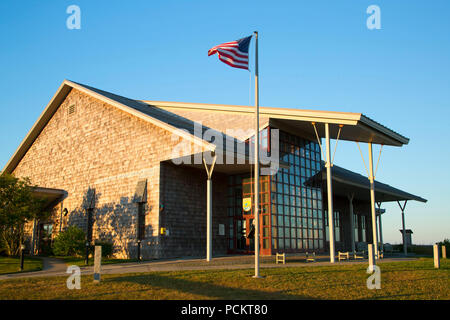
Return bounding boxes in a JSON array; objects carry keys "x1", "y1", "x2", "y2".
[{"x1": 106, "y1": 271, "x2": 317, "y2": 300}]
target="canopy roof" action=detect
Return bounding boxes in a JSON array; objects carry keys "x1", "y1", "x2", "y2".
[
  {"x1": 305, "y1": 163, "x2": 427, "y2": 203},
  {"x1": 144, "y1": 100, "x2": 409, "y2": 146},
  {"x1": 32, "y1": 187, "x2": 67, "y2": 210}
]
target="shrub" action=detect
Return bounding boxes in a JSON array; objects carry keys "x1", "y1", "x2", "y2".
[
  {"x1": 93, "y1": 240, "x2": 114, "y2": 258},
  {"x1": 52, "y1": 226, "x2": 85, "y2": 256}
]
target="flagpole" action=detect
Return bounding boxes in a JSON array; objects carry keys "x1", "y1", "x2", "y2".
[{"x1": 253, "y1": 30, "x2": 261, "y2": 278}]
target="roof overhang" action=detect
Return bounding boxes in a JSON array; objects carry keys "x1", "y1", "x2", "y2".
[
  {"x1": 305, "y1": 164, "x2": 427, "y2": 203},
  {"x1": 143, "y1": 100, "x2": 409, "y2": 146},
  {"x1": 32, "y1": 187, "x2": 67, "y2": 210}
]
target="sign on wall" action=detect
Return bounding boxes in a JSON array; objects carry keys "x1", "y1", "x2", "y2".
[{"x1": 243, "y1": 197, "x2": 252, "y2": 212}]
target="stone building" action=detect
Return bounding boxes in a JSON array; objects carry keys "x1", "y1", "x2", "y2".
[{"x1": 2, "y1": 80, "x2": 426, "y2": 260}]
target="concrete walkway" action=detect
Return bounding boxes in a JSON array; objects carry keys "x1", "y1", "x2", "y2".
[
  {"x1": 0, "y1": 254, "x2": 417, "y2": 281},
  {"x1": 0, "y1": 256, "x2": 68, "y2": 281}
]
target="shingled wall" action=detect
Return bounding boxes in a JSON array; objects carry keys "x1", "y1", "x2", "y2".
[{"x1": 12, "y1": 88, "x2": 212, "y2": 259}]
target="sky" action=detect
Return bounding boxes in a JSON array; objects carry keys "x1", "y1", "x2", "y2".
[{"x1": 0, "y1": 0, "x2": 449, "y2": 245}]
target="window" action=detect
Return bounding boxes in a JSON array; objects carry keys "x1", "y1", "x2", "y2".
[
  {"x1": 354, "y1": 214, "x2": 359, "y2": 242},
  {"x1": 227, "y1": 129, "x2": 323, "y2": 253},
  {"x1": 361, "y1": 216, "x2": 367, "y2": 242},
  {"x1": 271, "y1": 130, "x2": 323, "y2": 252},
  {"x1": 325, "y1": 210, "x2": 341, "y2": 242},
  {"x1": 334, "y1": 211, "x2": 341, "y2": 242}
]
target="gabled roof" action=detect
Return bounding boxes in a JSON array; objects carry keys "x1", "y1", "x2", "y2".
[
  {"x1": 2, "y1": 80, "x2": 216, "y2": 174},
  {"x1": 2, "y1": 80, "x2": 411, "y2": 175}
]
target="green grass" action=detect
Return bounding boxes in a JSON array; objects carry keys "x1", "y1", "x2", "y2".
[
  {"x1": 0, "y1": 256, "x2": 43, "y2": 275},
  {"x1": 52, "y1": 256, "x2": 138, "y2": 267},
  {"x1": 0, "y1": 258, "x2": 449, "y2": 300}
]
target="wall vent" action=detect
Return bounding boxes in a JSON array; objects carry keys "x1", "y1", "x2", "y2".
[{"x1": 68, "y1": 104, "x2": 76, "y2": 115}]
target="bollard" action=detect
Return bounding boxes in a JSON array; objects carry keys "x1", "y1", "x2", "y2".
[
  {"x1": 442, "y1": 246, "x2": 447, "y2": 259},
  {"x1": 433, "y1": 244, "x2": 440, "y2": 269},
  {"x1": 93, "y1": 245, "x2": 102, "y2": 283},
  {"x1": 368, "y1": 244, "x2": 375, "y2": 272}
]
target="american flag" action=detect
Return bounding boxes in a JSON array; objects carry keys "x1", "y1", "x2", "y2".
[{"x1": 208, "y1": 35, "x2": 252, "y2": 70}]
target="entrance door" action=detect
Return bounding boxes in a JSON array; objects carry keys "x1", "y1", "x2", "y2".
[
  {"x1": 228, "y1": 175, "x2": 271, "y2": 255},
  {"x1": 38, "y1": 223, "x2": 53, "y2": 255}
]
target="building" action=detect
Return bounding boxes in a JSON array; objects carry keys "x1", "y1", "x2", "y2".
[
  {"x1": 400, "y1": 229, "x2": 413, "y2": 246},
  {"x1": 1, "y1": 80, "x2": 426, "y2": 260}
]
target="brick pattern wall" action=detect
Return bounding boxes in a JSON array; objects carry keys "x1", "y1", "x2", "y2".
[{"x1": 13, "y1": 88, "x2": 207, "y2": 259}]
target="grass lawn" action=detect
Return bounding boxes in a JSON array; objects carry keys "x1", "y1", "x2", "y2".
[
  {"x1": 0, "y1": 258, "x2": 448, "y2": 300},
  {"x1": 52, "y1": 256, "x2": 138, "y2": 267},
  {"x1": 0, "y1": 256, "x2": 43, "y2": 275}
]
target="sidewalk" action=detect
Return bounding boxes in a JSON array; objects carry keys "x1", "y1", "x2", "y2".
[{"x1": 0, "y1": 254, "x2": 417, "y2": 281}]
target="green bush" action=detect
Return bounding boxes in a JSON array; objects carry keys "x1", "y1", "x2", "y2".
[
  {"x1": 93, "y1": 240, "x2": 114, "y2": 258},
  {"x1": 52, "y1": 226, "x2": 85, "y2": 256}
]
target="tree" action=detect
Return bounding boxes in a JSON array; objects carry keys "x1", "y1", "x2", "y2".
[
  {"x1": 0, "y1": 173, "x2": 49, "y2": 256},
  {"x1": 52, "y1": 226, "x2": 85, "y2": 256}
]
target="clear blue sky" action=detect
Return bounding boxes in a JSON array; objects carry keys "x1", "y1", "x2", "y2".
[{"x1": 1, "y1": 1, "x2": 449, "y2": 245}]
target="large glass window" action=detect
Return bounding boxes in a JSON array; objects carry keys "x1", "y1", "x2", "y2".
[
  {"x1": 271, "y1": 131, "x2": 323, "y2": 252},
  {"x1": 227, "y1": 129, "x2": 324, "y2": 253}
]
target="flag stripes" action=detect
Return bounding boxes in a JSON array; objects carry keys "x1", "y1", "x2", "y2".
[{"x1": 208, "y1": 35, "x2": 252, "y2": 70}]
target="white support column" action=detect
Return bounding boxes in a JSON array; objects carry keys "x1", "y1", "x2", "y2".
[
  {"x1": 348, "y1": 194, "x2": 355, "y2": 254},
  {"x1": 203, "y1": 155, "x2": 217, "y2": 262},
  {"x1": 325, "y1": 123, "x2": 335, "y2": 263},
  {"x1": 206, "y1": 178, "x2": 212, "y2": 261},
  {"x1": 368, "y1": 142, "x2": 378, "y2": 260},
  {"x1": 368, "y1": 243, "x2": 375, "y2": 272},
  {"x1": 398, "y1": 200, "x2": 408, "y2": 256},
  {"x1": 378, "y1": 208, "x2": 384, "y2": 255}
]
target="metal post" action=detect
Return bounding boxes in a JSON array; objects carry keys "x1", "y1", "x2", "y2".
[
  {"x1": 368, "y1": 243, "x2": 375, "y2": 272},
  {"x1": 19, "y1": 244, "x2": 25, "y2": 271},
  {"x1": 368, "y1": 143, "x2": 378, "y2": 259},
  {"x1": 325, "y1": 123, "x2": 335, "y2": 263},
  {"x1": 137, "y1": 240, "x2": 141, "y2": 262},
  {"x1": 206, "y1": 177, "x2": 212, "y2": 262},
  {"x1": 253, "y1": 31, "x2": 261, "y2": 278},
  {"x1": 378, "y1": 209, "x2": 384, "y2": 256},
  {"x1": 203, "y1": 156, "x2": 216, "y2": 262},
  {"x1": 348, "y1": 194, "x2": 355, "y2": 254},
  {"x1": 433, "y1": 244, "x2": 440, "y2": 269},
  {"x1": 442, "y1": 245, "x2": 447, "y2": 259}
]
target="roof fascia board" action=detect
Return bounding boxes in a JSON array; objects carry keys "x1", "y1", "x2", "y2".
[
  {"x1": 2, "y1": 82, "x2": 72, "y2": 174},
  {"x1": 147, "y1": 101, "x2": 361, "y2": 125},
  {"x1": 332, "y1": 175, "x2": 426, "y2": 203},
  {"x1": 147, "y1": 101, "x2": 409, "y2": 146},
  {"x1": 360, "y1": 115, "x2": 409, "y2": 145}
]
